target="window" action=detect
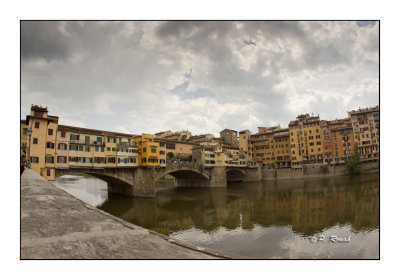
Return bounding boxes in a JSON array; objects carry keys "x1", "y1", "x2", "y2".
[
  {"x1": 47, "y1": 169, "x2": 51, "y2": 176},
  {"x1": 107, "y1": 157, "x2": 116, "y2": 163},
  {"x1": 34, "y1": 122, "x2": 40, "y2": 128},
  {"x1": 61, "y1": 131, "x2": 66, "y2": 138},
  {"x1": 166, "y1": 143, "x2": 175, "y2": 149},
  {"x1": 151, "y1": 148, "x2": 156, "y2": 153},
  {"x1": 58, "y1": 143, "x2": 67, "y2": 150},
  {"x1": 70, "y1": 145, "x2": 78, "y2": 151},
  {"x1": 45, "y1": 156, "x2": 54, "y2": 163},
  {"x1": 46, "y1": 142, "x2": 55, "y2": 149},
  {"x1": 23, "y1": 128, "x2": 28, "y2": 135},
  {"x1": 78, "y1": 146, "x2": 83, "y2": 151},
  {"x1": 107, "y1": 147, "x2": 111, "y2": 151},
  {"x1": 57, "y1": 156, "x2": 67, "y2": 163},
  {"x1": 85, "y1": 146, "x2": 90, "y2": 152},
  {"x1": 31, "y1": 157, "x2": 39, "y2": 163},
  {"x1": 97, "y1": 136, "x2": 102, "y2": 142},
  {"x1": 48, "y1": 129, "x2": 53, "y2": 135},
  {"x1": 107, "y1": 137, "x2": 116, "y2": 143},
  {"x1": 70, "y1": 134, "x2": 79, "y2": 141},
  {"x1": 33, "y1": 138, "x2": 38, "y2": 144}
]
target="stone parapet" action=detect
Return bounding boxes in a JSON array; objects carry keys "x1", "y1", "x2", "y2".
[{"x1": 21, "y1": 170, "x2": 244, "y2": 259}]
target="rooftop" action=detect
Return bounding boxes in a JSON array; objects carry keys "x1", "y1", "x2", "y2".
[
  {"x1": 58, "y1": 124, "x2": 137, "y2": 138},
  {"x1": 348, "y1": 105, "x2": 379, "y2": 115},
  {"x1": 31, "y1": 105, "x2": 48, "y2": 112}
]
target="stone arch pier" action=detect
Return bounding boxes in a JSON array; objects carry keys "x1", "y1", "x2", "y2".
[{"x1": 55, "y1": 165, "x2": 261, "y2": 197}]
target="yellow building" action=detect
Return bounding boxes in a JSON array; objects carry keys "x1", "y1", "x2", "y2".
[
  {"x1": 134, "y1": 134, "x2": 160, "y2": 166},
  {"x1": 155, "y1": 138, "x2": 198, "y2": 163},
  {"x1": 239, "y1": 130, "x2": 254, "y2": 165},
  {"x1": 158, "y1": 140, "x2": 167, "y2": 167},
  {"x1": 192, "y1": 144, "x2": 215, "y2": 167},
  {"x1": 250, "y1": 126, "x2": 280, "y2": 167},
  {"x1": 25, "y1": 105, "x2": 59, "y2": 180},
  {"x1": 192, "y1": 141, "x2": 247, "y2": 167},
  {"x1": 104, "y1": 134, "x2": 117, "y2": 167},
  {"x1": 272, "y1": 128, "x2": 291, "y2": 168},
  {"x1": 289, "y1": 114, "x2": 323, "y2": 169},
  {"x1": 348, "y1": 106, "x2": 379, "y2": 162}
]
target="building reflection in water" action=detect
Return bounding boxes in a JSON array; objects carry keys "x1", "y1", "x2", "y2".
[
  {"x1": 98, "y1": 174, "x2": 379, "y2": 238},
  {"x1": 55, "y1": 173, "x2": 378, "y2": 258}
]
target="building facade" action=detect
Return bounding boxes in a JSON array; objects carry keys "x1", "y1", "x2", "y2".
[
  {"x1": 220, "y1": 129, "x2": 239, "y2": 147},
  {"x1": 239, "y1": 130, "x2": 253, "y2": 164},
  {"x1": 348, "y1": 106, "x2": 379, "y2": 162},
  {"x1": 289, "y1": 114, "x2": 323, "y2": 169},
  {"x1": 134, "y1": 134, "x2": 160, "y2": 166},
  {"x1": 24, "y1": 106, "x2": 59, "y2": 180},
  {"x1": 321, "y1": 118, "x2": 354, "y2": 164}
]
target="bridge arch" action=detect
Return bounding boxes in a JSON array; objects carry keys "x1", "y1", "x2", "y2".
[
  {"x1": 226, "y1": 168, "x2": 246, "y2": 182},
  {"x1": 55, "y1": 167, "x2": 142, "y2": 196},
  {"x1": 155, "y1": 168, "x2": 210, "y2": 188}
]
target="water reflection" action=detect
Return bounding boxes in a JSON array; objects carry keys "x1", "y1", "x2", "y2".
[
  {"x1": 55, "y1": 173, "x2": 379, "y2": 259},
  {"x1": 54, "y1": 175, "x2": 108, "y2": 206}
]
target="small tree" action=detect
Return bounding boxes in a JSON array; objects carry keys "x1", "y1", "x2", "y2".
[{"x1": 345, "y1": 143, "x2": 361, "y2": 175}]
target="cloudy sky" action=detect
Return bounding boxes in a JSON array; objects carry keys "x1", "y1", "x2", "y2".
[{"x1": 21, "y1": 21, "x2": 379, "y2": 136}]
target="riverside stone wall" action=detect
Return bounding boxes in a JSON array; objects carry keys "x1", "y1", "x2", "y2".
[{"x1": 260, "y1": 162, "x2": 379, "y2": 180}]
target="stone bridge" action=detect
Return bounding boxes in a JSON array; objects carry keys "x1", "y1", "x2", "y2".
[{"x1": 55, "y1": 163, "x2": 262, "y2": 197}]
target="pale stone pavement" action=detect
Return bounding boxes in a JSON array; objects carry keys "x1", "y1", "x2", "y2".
[{"x1": 21, "y1": 170, "x2": 243, "y2": 259}]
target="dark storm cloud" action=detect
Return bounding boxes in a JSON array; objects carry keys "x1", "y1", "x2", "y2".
[
  {"x1": 21, "y1": 21, "x2": 379, "y2": 135},
  {"x1": 21, "y1": 21, "x2": 74, "y2": 61}
]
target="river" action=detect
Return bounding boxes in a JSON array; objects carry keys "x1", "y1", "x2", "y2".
[{"x1": 54, "y1": 173, "x2": 379, "y2": 259}]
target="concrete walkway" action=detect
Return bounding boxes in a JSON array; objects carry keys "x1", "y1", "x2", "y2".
[{"x1": 21, "y1": 170, "x2": 241, "y2": 259}]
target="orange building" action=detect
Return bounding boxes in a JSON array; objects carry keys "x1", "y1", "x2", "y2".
[{"x1": 321, "y1": 118, "x2": 354, "y2": 164}]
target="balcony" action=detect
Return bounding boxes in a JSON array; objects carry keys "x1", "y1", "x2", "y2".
[{"x1": 117, "y1": 142, "x2": 138, "y2": 148}]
